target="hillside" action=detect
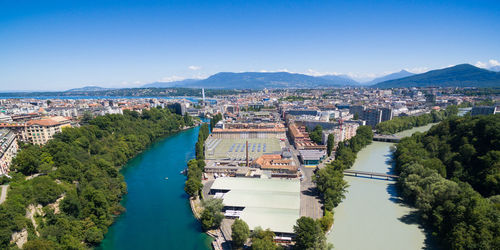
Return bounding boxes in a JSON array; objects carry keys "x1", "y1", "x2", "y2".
[
  {"x1": 181, "y1": 72, "x2": 353, "y2": 89},
  {"x1": 367, "y1": 70, "x2": 414, "y2": 85},
  {"x1": 66, "y1": 86, "x2": 111, "y2": 92},
  {"x1": 373, "y1": 64, "x2": 500, "y2": 88},
  {"x1": 142, "y1": 79, "x2": 199, "y2": 88},
  {"x1": 490, "y1": 65, "x2": 500, "y2": 72},
  {"x1": 319, "y1": 74, "x2": 359, "y2": 85}
]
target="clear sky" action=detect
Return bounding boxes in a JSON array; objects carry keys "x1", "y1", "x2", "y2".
[{"x1": 1, "y1": 0, "x2": 499, "y2": 91}]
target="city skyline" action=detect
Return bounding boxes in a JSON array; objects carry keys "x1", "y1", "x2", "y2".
[{"x1": 1, "y1": 0, "x2": 500, "y2": 90}]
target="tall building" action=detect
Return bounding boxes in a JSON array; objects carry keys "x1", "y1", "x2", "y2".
[
  {"x1": 363, "y1": 108, "x2": 382, "y2": 128},
  {"x1": 0, "y1": 129, "x2": 18, "y2": 175},
  {"x1": 349, "y1": 105, "x2": 365, "y2": 119},
  {"x1": 380, "y1": 108, "x2": 393, "y2": 122}
]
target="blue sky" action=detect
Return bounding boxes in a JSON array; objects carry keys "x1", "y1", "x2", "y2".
[{"x1": 1, "y1": 0, "x2": 499, "y2": 91}]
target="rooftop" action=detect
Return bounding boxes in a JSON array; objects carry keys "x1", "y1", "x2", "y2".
[{"x1": 211, "y1": 177, "x2": 300, "y2": 233}]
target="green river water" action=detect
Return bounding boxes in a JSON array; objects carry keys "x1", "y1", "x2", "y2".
[
  {"x1": 327, "y1": 124, "x2": 439, "y2": 250},
  {"x1": 98, "y1": 126, "x2": 212, "y2": 250}
]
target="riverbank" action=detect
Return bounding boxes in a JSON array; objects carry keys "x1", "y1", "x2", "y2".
[{"x1": 327, "y1": 124, "x2": 438, "y2": 250}]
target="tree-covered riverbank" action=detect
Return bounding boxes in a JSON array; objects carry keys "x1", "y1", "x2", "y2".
[
  {"x1": 394, "y1": 114, "x2": 500, "y2": 249},
  {"x1": 375, "y1": 106, "x2": 458, "y2": 134},
  {"x1": 0, "y1": 108, "x2": 193, "y2": 249}
]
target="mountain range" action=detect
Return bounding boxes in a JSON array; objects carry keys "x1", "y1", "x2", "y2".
[
  {"x1": 373, "y1": 64, "x2": 500, "y2": 88},
  {"x1": 67, "y1": 63, "x2": 500, "y2": 92},
  {"x1": 149, "y1": 72, "x2": 357, "y2": 89}
]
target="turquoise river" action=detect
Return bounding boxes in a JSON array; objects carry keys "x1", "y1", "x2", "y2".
[{"x1": 98, "y1": 125, "x2": 212, "y2": 250}]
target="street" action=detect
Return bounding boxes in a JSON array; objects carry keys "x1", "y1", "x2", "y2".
[{"x1": 285, "y1": 139, "x2": 323, "y2": 219}]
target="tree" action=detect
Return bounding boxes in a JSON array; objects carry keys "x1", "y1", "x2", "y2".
[
  {"x1": 293, "y1": 217, "x2": 331, "y2": 250},
  {"x1": 200, "y1": 198, "x2": 224, "y2": 230},
  {"x1": 81, "y1": 111, "x2": 93, "y2": 125},
  {"x1": 231, "y1": 219, "x2": 250, "y2": 248},
  {"x1": 326, "y1": 134, "x2": 335, "y2": 157},
  {"x1": 23, "y1": 239, "x2": 57, "y2": 250},
  {"x1": 251, "y1": 227, "x2": 278, "y2": 250},
  {"x1": 184, "y1": 178, "x2": 202, "y2": 197},
  {"x1": 12, "y1": 144, "x2": 42, "y2": 175},
  {"x1": 353, "y1": 112, "x2": 359, "y2": 120},
  {"x1": 32, "y1": 176, "x2": 63, "y2": 206},
  {"x1": 318, "y1": 210, "x2": 334, "y2": 232},
  {"x1": 200, "y1": 209, "x2": 215, "y2": 230},
  {"x1": 309, "y1": 125, "x2": 323, "y2": 144},
  {"x1": 61, "y1": 191, "x2": 81, "y2": 218},
  {"x1": 85, "y1": 226, "x2": 104, "y2": 245}
]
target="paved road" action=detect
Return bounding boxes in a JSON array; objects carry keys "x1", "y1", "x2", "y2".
[
  {"x1": 285, "y1": 139, "x2": 323, "y2": 219},
  {"x1": 0, "y1": 185, "x2": 8, "y2": 205},
  {"x1": 202, "y1": 179, "x2": 215, "y2": 199}
]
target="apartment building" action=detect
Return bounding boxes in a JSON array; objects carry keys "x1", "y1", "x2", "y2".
[
  {"x1": 22, "y1": 116, "x2": 71, "y2": 145},
  {"x1": 0, "y1": 129, "x2": 18, "y2": 175}
]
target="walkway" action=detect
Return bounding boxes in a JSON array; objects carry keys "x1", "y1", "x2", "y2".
[
  {"x1": 285, "y1": 139, "x2": 323, "y2": 219},
  {"x1": 0, "y1": 184, "x2": 8, "y2": 204}
]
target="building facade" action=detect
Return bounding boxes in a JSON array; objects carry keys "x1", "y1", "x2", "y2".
[
  {"x1": 0, "y1": 129, "x2": 18, "y2": 175},
  {"x1": 21, "y1": 117, "x2": 71, "y2": 145}
]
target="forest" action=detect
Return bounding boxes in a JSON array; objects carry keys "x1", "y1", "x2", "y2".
[
  {"x1": 375, "y1": 106, "x2": 458, "y2": 134},
  {"x1": 394, "y1": 114, "x2": 500, "y2": 249},
  {"x1": 0, "y1": 108, "x2": 192, "y2": 249}
]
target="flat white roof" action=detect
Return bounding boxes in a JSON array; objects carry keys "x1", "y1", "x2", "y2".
[{"x1": 211, "y1": 177, "x2": 300, "y2": 233}]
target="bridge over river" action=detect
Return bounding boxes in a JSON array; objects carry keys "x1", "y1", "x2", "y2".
[
  {"x1": 343, "y1": 169, "x2": 399, "y2": 180},
  {"x1": 328, "y1": 124, "x2": 439, "y2": 250}
]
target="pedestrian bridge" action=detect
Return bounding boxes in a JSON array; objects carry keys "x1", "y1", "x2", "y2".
[{"x1": 343, "y1": 169, "x2": 399, "y2": 180}]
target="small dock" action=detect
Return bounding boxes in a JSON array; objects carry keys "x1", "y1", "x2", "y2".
[{"x1": 344, "y1": 169, "x2": 399, "y2": 180}]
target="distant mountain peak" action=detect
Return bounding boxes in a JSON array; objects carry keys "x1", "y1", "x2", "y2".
[{"x1": 367, "y1": 70, "x2": 415, "y2": 85}]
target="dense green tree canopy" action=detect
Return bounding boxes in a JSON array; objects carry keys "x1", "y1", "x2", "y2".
[
  {"x1": 231, "y1": 219, "x2": 250, "y2": 248},
  {"x1": 200, "y1": 198, "x2": 224, "y2": 230},
  {"x1": 250, "y1": 227, "x2": 279, "y2": 250},
  {"x1": 395, "y1": 114, "x2": 500, "y2": 249},
  {"x1": 308, "y1": 125, "x2": 323, "y2": 145},
  {"x1": 293, "y1": 217, "x2": 331, "y2": 250},
  {"x1": 375, "y1": 106, "x2": 458, "y2": 134},
  {"x1": 0, "y1": 108, "x2": 191, "y2": 248}
]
